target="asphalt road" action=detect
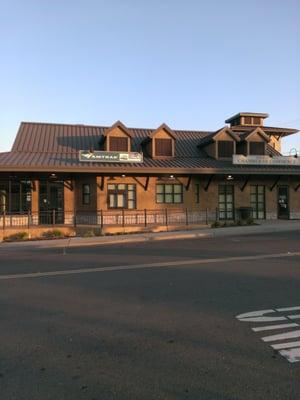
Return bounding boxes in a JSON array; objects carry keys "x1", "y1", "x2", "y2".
[{"x1": 0, "y1": 231, "x2": 299, "y2": 400}]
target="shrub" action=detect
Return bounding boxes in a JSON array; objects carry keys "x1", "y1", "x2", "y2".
[
  {"x1": 211, "y1": 221, "x2": 221, "y2": 228},
  {"x1": 42, "y1": 229, "x2": 64, "y2": 239},
  {"x1": 82, "y1": 230, "x2": 95, "y2": 238},
  {"x1": 246, "y1": 217, "x2": 254, "y2": 225},
  {"x1": 4, "y1": 231, "x2": 29, "y2": 241}
]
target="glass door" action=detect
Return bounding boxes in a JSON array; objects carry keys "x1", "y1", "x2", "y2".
[
  {"x1": 277, "y1": 186, "x2": 289, "y2": 219},
  {"x1": 39, "y1": 181, "x2": 64, "y2": 224}
]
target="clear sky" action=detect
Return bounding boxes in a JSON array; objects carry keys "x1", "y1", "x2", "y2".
[{"x1": 1, "y1": 0, "x2": 299, "y2": 153}]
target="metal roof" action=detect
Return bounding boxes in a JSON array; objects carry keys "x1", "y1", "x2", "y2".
[{"x1": 0, "y1": 121, "x2": 299, "y2": 175}]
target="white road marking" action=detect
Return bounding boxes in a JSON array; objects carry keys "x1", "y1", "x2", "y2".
[
  {"x1": 252, "y1": 323, "x2": 299, "y2": 332},
  {"x1": 279, "y1": 348, "x2": 300, "y2": 363},
  {"x1": 276, "y1": 306, "x2": 300, "y2": 312},
  {"x1": 262, "y1": 330, "x2": 300, "y2": 342},
  {"x1": 236, "y1": 306, "x2": 300, "y2": 363},
  {"x1": 287, "y1": 314, "x2": 300, "y2": 320},
  {"x1": 236, "y1": 309, "x2": 287, "y2": 323},
  {"x1": 271, "y1": 341, "x2": 300, "y2": 350},
  {"x1": 0, "y1": 251, "x2": 299, "y2": 281}
]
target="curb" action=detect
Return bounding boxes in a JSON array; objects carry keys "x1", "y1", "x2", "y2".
[{"x1": 0, "y1": 223, "x2": 300, "y2": 250}]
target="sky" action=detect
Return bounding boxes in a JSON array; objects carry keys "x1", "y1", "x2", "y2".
[{"x1": 0, "y1": 0, "x2": 299, "y2": 153}]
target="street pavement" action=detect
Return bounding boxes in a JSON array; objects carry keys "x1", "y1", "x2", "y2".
[{"x1": 0, "y1": 231, "x2": 299, "y2": 399}]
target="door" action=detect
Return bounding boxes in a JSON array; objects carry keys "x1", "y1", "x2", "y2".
[
  {"x1": 277, "y1": 186, "x2": 289, "y2": 219},
  {"x1": 39, "y1": 181, "x2": 64, "y2": 224}
]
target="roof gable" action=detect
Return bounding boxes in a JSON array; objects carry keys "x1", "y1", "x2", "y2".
[
  {"x1": 149, "y1": 123, "x2": 176, "y2": 140},
  {"x1": 241, "y1": 127, "x2": 270, "y2": 142},
  {"x1": 104, "y1": 121, "x2": 133, "y2": 138}
]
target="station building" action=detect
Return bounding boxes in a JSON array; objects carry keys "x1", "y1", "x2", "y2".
[{"x1": 0, "y1": 112, "x2": 299, "y2": 236}]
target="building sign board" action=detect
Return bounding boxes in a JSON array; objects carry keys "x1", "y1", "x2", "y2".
[
  {"x1": 233, "y1": 155, "x2": 300, "y2": 166},
  {"x1": 79, "y1": 150, "x2": 143, "y2": 163}
]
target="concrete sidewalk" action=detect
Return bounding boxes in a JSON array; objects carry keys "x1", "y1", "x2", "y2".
[{"x1": 0, "y1": 220, "x2": 300, "y2": 250}]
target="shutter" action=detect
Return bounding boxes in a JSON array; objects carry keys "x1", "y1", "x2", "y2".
[
  {"x1": 218, "y1": 141, "x2": 234, "y2": 158},
  {"x1": 155, "y1": 139, "x2": 172, "y2": 156},
  {"x1": 109, "y1": 137, "x2": 128, "y2": 152},
  {"x1": 249, "y1": 142, "x2": 265, "y2": 155}
]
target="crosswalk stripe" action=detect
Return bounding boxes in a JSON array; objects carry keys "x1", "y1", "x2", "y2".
[
  {"x1": 271, "y1": 341, "x2": 300, "y2": 350},
  {"x1": 262, "y1": 330, "x2": 300, "y2": 342},
  {"x1": 252, "y1": 323, "x2": 299, "y2": 332}
]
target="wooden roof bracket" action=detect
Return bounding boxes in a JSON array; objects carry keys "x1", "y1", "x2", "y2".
[
  {"x1": 294, "y1": 183, "x2": 300, "y2": 192},
  {"x1": 133, "y1": 176, "x2": 150, "y2": 191},
  {"x1": 63, "y1": 180, "x2": 73, "y2": 191},
  {"x1": 239, "y1": 175, "x2": 250, "y2": 192},
  {"x1": 204, "y1": 175, "x2": 214, "y2": 192},
  {"x1": 97, "y1": 176, "x2": 105, "y2": 191},
  {"x1": 176, "y1": 175, "x2": 192, "y2": 191},
  {"x1": 269, "y1": 176, "x2": 280, "y2": 191}
]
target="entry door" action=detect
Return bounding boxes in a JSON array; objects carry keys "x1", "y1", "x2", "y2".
[
  {"x1": 277, "y1": 186, "x2": 289, "y2": 219},
  {"x1": 39, "y1": 181, "x2": 64, "y2": 224}
]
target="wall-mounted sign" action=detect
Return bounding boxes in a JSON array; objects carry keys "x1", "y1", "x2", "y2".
[
  {"x1": 79, "y1": 150, "x2": 143, "y2": 163},
  {"x1": 233, "y1": 155, "x2": 300, "y2": 166}
]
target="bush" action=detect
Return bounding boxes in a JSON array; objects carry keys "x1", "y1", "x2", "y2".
[
  {"x1": 4, "y1": 231, "x2": 29, "y2": 241},
  {"x1": 246, "y1": 217, "x2": 254, "y2": 225},
  {"x1": 42, "y1": 229, "x2": 64, "y2": 239},
  {"x1": 211, "y1": 221, "x2": 221, "y2": 228},
  {"x1": 82, "y1": 230, "x2": 95, "y2": 238}
]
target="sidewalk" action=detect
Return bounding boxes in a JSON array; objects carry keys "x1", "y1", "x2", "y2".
[{"x1": 0, "y1": 220, "x2": 300, "y2": 250}]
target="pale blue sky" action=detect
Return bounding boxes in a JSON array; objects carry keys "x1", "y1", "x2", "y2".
[{"x1": 1, "y1": 0, "x2": 299, "y2": 153}]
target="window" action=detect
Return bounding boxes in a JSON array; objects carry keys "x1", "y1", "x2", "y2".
[
  {"x1": 236, "y1": 142, "x2": 247, "y2": 155},
  {"x1": 218, "y1": 185, "x2": 234, "y2": 220},
  {"x1": 1, "y1": 181, "x2": 32, "y2": 213},
  {"x1": 82, "y1": 184, "x2": 91, "y2": 205},
  {"x1": 107, "y1": 184, "x2": 136, "y2": 209},
  {"x1": 218, "y1": 141, "x2": 234, "y2": 158},
  {"x1": 195, "y1": 184, "x2": 200, "y2": 204},
  {"x1": 253, "y1": 117, "x2": 261, "y2": 125},
  {"x1": 249, "y1": 142, "x2": 265, "y2": 155},
  {"x1": 155, "y1": 138, "x2": 173, "y2": 157},
  {"x1": 156, "y1": 184, "x2": 183, "y2": 204},
  {"x1": 109, "y1": 136, "x2": 128, "y2": 152},
  {"x1": 244, "y1": 116, "x2": 252, "y2": 124},
  {"x1": 251, "y1": 185, "x2": 265, "y2": 219}
]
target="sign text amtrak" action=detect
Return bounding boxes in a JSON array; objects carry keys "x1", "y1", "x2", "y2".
[{"x1": 79, "y1": 150, "x2": 143, "y2": 163}]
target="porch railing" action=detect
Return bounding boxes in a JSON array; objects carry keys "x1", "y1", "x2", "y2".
[{"x1": 0, "y1": 207, "x2": 255, "y2": 231}]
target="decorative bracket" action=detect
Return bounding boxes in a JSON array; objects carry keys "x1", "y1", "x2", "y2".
[
  {"x1": 204, "y1": 175, "x2": 214, "y2": 192},
  {"x1": 133, "y1": 176, "x2": 150, "y2": 191},
  {"x1": 269, "y1": 176, "x2": 280, "y2": 191},
  {"x1": 239, "y1": 175, "x2": 250, "y2": 192}
]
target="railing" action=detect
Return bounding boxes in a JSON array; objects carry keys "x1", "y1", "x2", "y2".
[{"x1": 0, "y1": 207, "x2": 255, "y2": 231}]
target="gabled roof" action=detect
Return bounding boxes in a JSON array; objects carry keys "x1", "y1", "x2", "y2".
[
  {"x1": 198, "y1": 127, "x2": 240, "y2": 147},
  {"x1": 239, "y1": 127, "x2": 270, "y2": 142},
  {"x1": 103, "y1": 120, "x2": 133, "y2": 138},
  {"x1": 148, "y1": 123, "x2": 176, "y2": 140}
]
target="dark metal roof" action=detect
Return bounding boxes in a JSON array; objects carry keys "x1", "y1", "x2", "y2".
[
  {"x1": 231, "y1": 125, "x2": 298, "y2": 137},
  {"x1": 0, "y1": 121, "x2": 299, "y2": 175}
]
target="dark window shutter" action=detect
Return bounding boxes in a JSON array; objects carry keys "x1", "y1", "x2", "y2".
[
  {"x1": 244, "y1": 116, "x2": 252, "y2": 124},
  {"x1": 218, "y1": 141, "x2": 234, "y2": 158},
  {"x1": 249, "y1": 142, "x2": 265, "y2": 155},
  {"x1": 155, "y1": 138, "x2": 173, "y2": 156},
  {"x1": 109, "y1": 137, "x2": 128, "y2": 152},
  {"x1": 253, "y1": 117, "x2": 261, "y2": 125}
]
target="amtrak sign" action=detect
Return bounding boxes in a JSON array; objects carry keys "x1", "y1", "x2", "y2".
[
  {"x1": 79, "y1": 150, "x2": 143, "y2": 163},
  {"x1": 233, "y1": 155, "x2": 300, "y2": 166}
]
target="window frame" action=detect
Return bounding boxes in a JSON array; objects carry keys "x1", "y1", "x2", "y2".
[
  {"x1": 107, "y1": 183, "x2": 136, "y2": 209},
  {"x1": 156, "y1": 184, "x2": 183, "y2": 204},
  {"x1": 82, "y1": 184, "x2": 91, "y2": 205},
  {"x1": 218, "y1": 185, "x2": 234, "y2": 220},
  {"x1": 195, "y1": 183, "x2": 200, "y2": 204},
  {"x1": 250, "y1": 185, "x2": 265, "y2": 219}
]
